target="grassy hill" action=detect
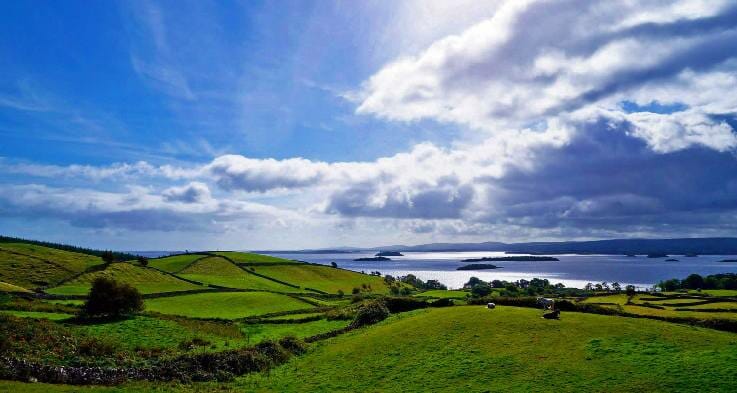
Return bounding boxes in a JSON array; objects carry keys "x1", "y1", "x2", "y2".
[
  {"x1": 253, "y1": 264, "x2": 390, "y2": 294},
  {"x1": 144, "y1": 291, "x2": 314, "y2": 319},
  {"x1": 0, "y1": 243, "x2": 105, "y2": 289},
  {"x1": 242, "y1": 306, "x2": 737, "y2": 392},
  {"x1": 0, "y1": 281, "x2": 30, "y2": 293},
  {"x1": 45, "y1": 262, "x2": 203, "y2": 295},
  {"x1": 214, "y1": 251, "x2": 300, "y2": 265},
  {"x1": 146, "y1": 253, "x2": 208, "y2": 273},
  {"x1": 177, "y1": 256, "x2": 297, "y2": 291}
]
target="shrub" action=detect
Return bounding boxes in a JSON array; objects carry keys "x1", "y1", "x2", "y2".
[
  {"x1": 137, "y1": 256, "x2": 149, "y2": 266},
  {"x1": 81, "y1": 277, "x2": 144, "y2": 318},
  {"x1": 429, "y1": 298, "x2": 454, "y2": 307},
  {"x1": 101, "y1": 250, "x2": 115, "y2": 264},
  {"x1": 278, "y1": 336, "x2": 307, "y2": 355},
  {"x1": 351, "y1": 294, "x2": 364, "y2": 303},
  {"x1": 350, "y1": 300, "x2": 390, "y2": 328},
  {"x1": 382, "y1": 297, "x2": 428, "y2": 313}
]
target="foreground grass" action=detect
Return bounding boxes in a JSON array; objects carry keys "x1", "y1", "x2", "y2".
[
  {"x1": 4, "y1": 306, "x2": 737, "y2": 392},
  {"x1": 178, "y1": 256, "x2": 295, "y2": 292},
  {"x1": 0, "y1": 310, "x2": 72, "y2": 321},
  {"x1": 145, "y1": 291, "x2": 313, "y2": 319},
  {"x1": 253, "y1": 265, "x2": 390, "y2": 294},
  {"x1": 240, "y1": 319, "x2": 349, "y2": 344},
  {"x1": 240, "y1": 306, "x2": 737, "y2": 392},
  {"x1": 46, "y1": 263, "x2": 203, "y2": 295}
]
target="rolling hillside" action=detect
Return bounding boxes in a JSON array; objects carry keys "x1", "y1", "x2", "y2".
[
  {"x1": 177, "y1": 255, "x2": 297, "y2": 291},
  {"x1": 45, "y1": 262, "x2": 203, "y2": 295},
  {"x1": 0, "y1": 243, "x2": 104, "y2": 289}
]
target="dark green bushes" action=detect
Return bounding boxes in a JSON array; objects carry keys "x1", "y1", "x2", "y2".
[
  {"x1": 350, "y1": 300, "x2": 390, "y2": 328},
  {"x1": 81, "y1": 277, "x2": 143, "y2": 319},
  {"x1": 382, "y1": 297, "x2": 428, "y2": 313}
]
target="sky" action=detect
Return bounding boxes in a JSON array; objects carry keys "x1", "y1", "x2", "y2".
[{"x1": 1, "y1": 0, "x2": 737, "y2": 250}]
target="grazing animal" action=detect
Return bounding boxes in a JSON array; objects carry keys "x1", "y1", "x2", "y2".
[
  {"x1": 543, "y1": 310, "x2": 560, "y2": 319},
  {"x1": 487, "y1": 303, "x2": 496, "y2": 309},
  {"x1": 536, "y1": 297, "x2": 555, "y2": 310}
]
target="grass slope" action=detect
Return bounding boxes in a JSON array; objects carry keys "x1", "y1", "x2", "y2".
[
  {"x1": 214, "y1": 252, "x2": 299, "y2": 265},
  {"x1": 243, "y1": 306, "x2": 737, "y2": 392},
  {"x1": 0, "y1": 243, "x2": 102, "y2": 271},
  {"x1": 147, "y1": 254, "x2": 206, "y2": 273},
  {"x1": 145, "y1": 292, "x2": 313, "y2": 319},
  {"x1": 253, "y1": 265, "x2": 390, "y2": 294},
  {"x1": 240, "y1": 319, "x2": 349, "y2": 344},
  {"x1": 0, "y1": 249, "x2": 75, "y2": 289},
  {"x1": 0, "y1": 281, "x2": 31, "y2": 293},
  {"x1": 45, "y1": 263, "x2": 203, "y2": 295},
  {"x1": 178, "y1": 256, "x2": 295, "y2": 291}
]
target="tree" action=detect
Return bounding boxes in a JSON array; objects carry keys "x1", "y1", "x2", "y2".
[
  {"x1": 81, "y1": 277, "x2": 143, "y2": 318},
  {"x1": 471, "y1": 284, "x2": 492, "y2": 298},
  {"x1": 625, "y1": 285, "x2": 636, "y2": 297},
  {"x1": 683, "y1": 274, "x2": 705, "y2": 290},
  {"x1": 330, "y1": 262, "x2": 338, "y2": 268},
  {"x1": 137, "y1": 256, "x2": 149, "y2": 267},
  {"x1": 101, "y1": 250, "x2": 115, "y2": 264},
  {"x1": 611, "y1": 282, "x2": 621, "y2": 292},
  {"x1": 584, "y1": 283, "x2": 594, "y2": 291}
]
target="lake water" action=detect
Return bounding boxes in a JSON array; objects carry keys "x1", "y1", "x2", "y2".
[{"x1": 263, "y1": 251, "x2": 737, "y2": 290}]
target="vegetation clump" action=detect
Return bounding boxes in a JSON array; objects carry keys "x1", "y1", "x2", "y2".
[
  {"x1": 350, "y1": 300, "x2": 389, "y2": 328},
  {"x1": 81, "y1": 277, "x2": 143, "y2": 319}
]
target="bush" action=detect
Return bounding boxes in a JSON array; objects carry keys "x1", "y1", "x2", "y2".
[
  {"x1": 81, "y1": 277, "x2": 144, "y2": 318},
  {"x1": 429, "y1": 298, "x2": 454, "y2": 307},
  {"x1": 350, "y1": 300, "x2": 390, "y2": 328},
  {"x1": 278, "y1": 336, "x2": 307, "y2": 355},
  {"x1": 382, "y1": 297, "x2": 428, "y2": 313}
]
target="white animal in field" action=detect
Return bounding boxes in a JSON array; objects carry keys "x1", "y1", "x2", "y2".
[
  {"x1": 537, "y1": 297, "x2": 555, "y2": 310},
  {"x1": 487, "y1": 303, "x2": 496, "y2": 309}
]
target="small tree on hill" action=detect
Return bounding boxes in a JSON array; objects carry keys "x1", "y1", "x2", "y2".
[
  {"x1": 137, "y1": 256, "x2": 149, "y2": 267},
  {"x1": 331, "y1": 262, "x2": 338, "y2": 268},
  {"x1": 101, "y1": 250, "x2": 115, "y2": 264},
  {"x1": 625, "y1": 284, "x2": 636, "y2": 297},
  {"x1": 82, "y1": 277, "x2": 143, "y2": 318}
]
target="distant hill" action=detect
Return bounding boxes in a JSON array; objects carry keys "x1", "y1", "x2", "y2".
[{"x1": 366, "y1": 238, "x2": 737, "y2": 255}]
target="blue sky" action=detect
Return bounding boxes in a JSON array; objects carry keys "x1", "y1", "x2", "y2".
[{"x1": 1, "y1": 1, "x2": 737, "y2": 250}]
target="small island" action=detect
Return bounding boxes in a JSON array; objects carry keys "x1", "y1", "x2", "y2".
[
  {"x1": 647, "y1": 253, "x2": 669, "y2": 258},
  {"x1": 665, "y1": 258, "x2": 679, "y2": 262},
  {"x1": 375, "y1": 251, "x2": 403, "y2": 257},
  {"x1": 684, "y1": 253, "x2": 699, "y2": 257},
  {"x1": 456, "y1": 264, "x2": 500, "y2": 270},
  {"x1": 353, "y1": 256, "x2": 391, "y2": 261},
  {"x1": 461, "y1": 256, "x2": 559, "y2": 262},
  {"x1": 720, "y1": 259, "x2": 737, "y2": 263}
]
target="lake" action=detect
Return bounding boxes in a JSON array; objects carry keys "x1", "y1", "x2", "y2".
[{"x1": 264, "y1": 251, "x2": 737, "y2": 289}]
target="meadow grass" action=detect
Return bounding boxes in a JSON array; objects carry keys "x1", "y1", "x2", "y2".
[
  {"x1": 620, "y1": 304, "x2": 737, "y2": 320},
  {"x1": 0, "y1": 310, "x2": 72, "y2": 321},
  {"x1": 145, "y1": 291, "x2": 314, "y2": 319},
  {"x1": 240, "y1": 319, "x2": 349, "y2": 344},
  {"x1": 253, "y1": 265, "x2": 390, "y2": 294},
  {"x1": 177, "y1": 256, "x2": 295, "y2": 291},
  {"x1": 213, "y1": 251, "x2": 298, "y2": 264},
  {"x1": 240, "y1": 306, "x2": 737, "y2": 392},
  {"x1": 45, "y1": 263, "x2": 203, "y2": 295},
  {"x1": 146, "y1": 254, "x2": 207, "y2": 273},
  {"x1": 0, "y1": 280, "x2": 30, "y2": 293}
]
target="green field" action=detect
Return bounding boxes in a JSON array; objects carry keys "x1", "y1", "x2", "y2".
[
  {"x1": 241, "y1": 306, "x2": 737, "y2": 392},
  {"x1": 214, "y1": 251, "x2": 299, "y2": 265},
  {"x1": 0, "y1": 249, "x2": 76, "y2": 289},
  {"x1": 146, "y1": 253, "x2": 207, "y2": 273},
  {"x1": 253, "y1": 264, "x2": 390, "y2": 294},
  {"x1": 45, "y1": 262, "x2": 203, "y2": 295},
  {"x1": 577, "y1": 293, "x2": 737, "y2": 320},
  {"x1": 415, "y1": 289, "x2": 470, "y2": 299},
  {"x1": 178, "y1": 256, "x2": 296, "y2": 291},
  {"x1": 145, "y1": 291, "x2": 314, "y2": 319}
]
